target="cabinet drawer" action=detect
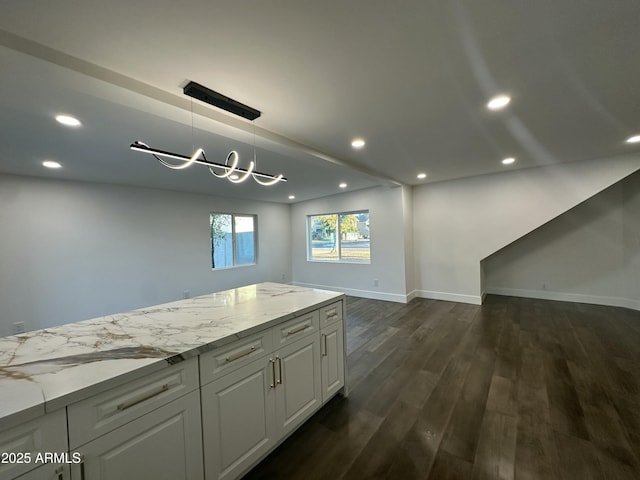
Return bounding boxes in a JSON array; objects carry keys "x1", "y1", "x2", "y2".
[
  {"x1": 199, "y1": 329, "x2": 272, "y2": 385},
  {"x1": 70, "y1": 390, "x2": 203, "y2": 480},
  {"x1": 67, "y1": 357, "x2": 199, "y2": 449},
  {"x1": 273, "y1": 310, "x2": 319, "y2": 347},
  {"x1": 0, "y1": 408, "x2": 67, "y2": 480},
  {"x1": 319, "y1": 301, "x2": 343, "y2": 328}
]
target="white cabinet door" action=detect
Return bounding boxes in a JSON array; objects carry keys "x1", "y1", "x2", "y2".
[
  {"x1": 320, "y1": 320, "x2": 345, "y2": 403},
  {"x1": 70, "y1": 390, "x2": 203, "y2": 480},
  {"x1": 0, "y1": 409, "x2": 67, "y2": 480},
  {"x1": 201, "y1": 357, "x2": 277, "y2": 480},
  {"x1": 274, "y1": 334, "x2": 322, "y2": 438}
]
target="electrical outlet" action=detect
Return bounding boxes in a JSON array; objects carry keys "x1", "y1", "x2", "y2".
[
  {"x1": 281, "y1": 273, "x2": 286, "y2": 281},
  {"x1": 373, "y1": 278, "x2": 379, "y2": 287},
  {"x1": 13, "y1": 322, "x2": 25, "y2": 334},
  {"x1": 183, "y1": 290, "x2": 190, "y2": 299},
  {"x1": 542, "y1": 283, "x2": 547, "y2": 291}
]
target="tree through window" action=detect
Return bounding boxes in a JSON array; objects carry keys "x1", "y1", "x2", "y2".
[
  {"x1": 307, "y1": 211, "x2": 370, "y2": 263},
  {"x1": 210, "y1": 213, "x2": 257, "y2": 268}
]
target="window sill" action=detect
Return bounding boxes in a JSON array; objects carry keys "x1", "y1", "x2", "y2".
[
  {"x1": 212, "y1": 262, "x2": 257, "y2": 271},
  {"x1": 306, "y1": 259, "x2": 370, "y2": 265}
]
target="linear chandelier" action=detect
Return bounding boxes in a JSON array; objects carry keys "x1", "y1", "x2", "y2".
[
  {"x1": 129, "y1": 142, "x2": 286, "y2": 185},
  {"x1": 130, "y1": 82, "x2": 286, "y2": 186}
]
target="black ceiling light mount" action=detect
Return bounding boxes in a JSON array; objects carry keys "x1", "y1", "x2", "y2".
[{"x1": 183, "y1": 81, "x2": 261, "y2": 121}]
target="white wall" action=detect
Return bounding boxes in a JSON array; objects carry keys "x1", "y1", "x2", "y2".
[
  {"x1": 412, "y1": 155, "x2": 640, "y2": 304},
  {"x1": 402, "y1": 185, "x2": 416, "y2": 299},
  {"x1": 0, "y1": 174, "x2": 291, "y2": 336},
  {"x1": 4, "y1": 155, "x2": 637, "y2": 339},
  {"x1": 291, "y1": 186, "x2": 410, "y2": 302},
  {"x1": 483, "y1": 171, "x2": 639, "y2": 310},
  {"x1": 624, "y1": 172, "x2": 640, "y2": 304}
]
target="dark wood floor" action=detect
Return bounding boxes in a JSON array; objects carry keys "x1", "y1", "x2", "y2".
[{"x1": 244, "y1": 295, "x2": 640, "y2": 480}]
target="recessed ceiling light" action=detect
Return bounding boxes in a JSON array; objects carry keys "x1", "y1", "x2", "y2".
[
  {"x1": 487, "y1": 95, "x2": 511, "y2": 111},
  {"x1": 502, "y1": 157, "x2": 515, "y2": 165},
  {"x1": 42, "y1": 160, "x2": 62, "y2": 169},
  {"x1": 339, "y1": 182, "x2": 347, "y2": 188},
  {"x1": 626, "y1": 135, "x2": 640, "y2": 144},
  {"x1": 288, "y1": 195, "x2": 295, "y2": 200},
  {"x1": 55, "y1": 115, "x2": 82, "y2": 127},
  {"x1": 417, "y1": 173, "x2": 427, "y2": 179},
  {"x1": 351, "y1": 138, "x2": 365, "y2": 149}
]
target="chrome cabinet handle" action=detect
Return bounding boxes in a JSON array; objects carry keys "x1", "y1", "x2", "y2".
[
  {"x1": 226, "y1": 346, "x2": 256, "y2": 362},
  {"x1": 326, "y1": 311, "x2": 338, "y2": 319},
  {"x1": 287, "y1": 324, "x2": 311, "y2": 336},
  {"x1": 322, "y1": 334, "x2": 328, "y2": 356},
  {"x1": 276, "y1": 355, "x2": 283, "y2": 385},
  {"x1": 117, "y1": 384, "x2": 169, "y2": 411},
  {"x1": 269, "y1": 358, "x2": 276, "y2": 389}
]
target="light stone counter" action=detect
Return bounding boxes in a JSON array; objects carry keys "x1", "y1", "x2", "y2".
[{"x1": 0, "y1": 282, "x2": 344, "y2": 430}]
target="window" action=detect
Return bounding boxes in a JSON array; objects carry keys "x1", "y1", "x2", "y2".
[
  {"x1": 307, "y1": 211, "x2": 370, "y2": 263},
  {"x1": 210, "y1": 213, "x2": 257, "y2": 268}
]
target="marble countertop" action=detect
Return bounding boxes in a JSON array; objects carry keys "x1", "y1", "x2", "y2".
[{"x1": 0, "y1": 282, "x2": 344, "y2": 430}]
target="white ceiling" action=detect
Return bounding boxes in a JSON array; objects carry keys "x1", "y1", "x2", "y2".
[{"x1": 1, "y1": 1, "x2": 639, "y2": 203}]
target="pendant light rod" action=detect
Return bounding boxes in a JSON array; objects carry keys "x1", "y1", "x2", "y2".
[{"x1": 129, "y1": 142, "x2": 287, "y2": 182}]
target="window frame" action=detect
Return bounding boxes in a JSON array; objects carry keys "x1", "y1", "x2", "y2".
[
  {"x1": 306, "y1": 210, "x2": 370, "y2": 264},
  {"x1": 210, "y1": 212, "x2": 258, "y2": 269}
]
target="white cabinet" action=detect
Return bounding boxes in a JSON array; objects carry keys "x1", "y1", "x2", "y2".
[
  {"x1": 69, "y1": 390, "x2": 202, "y2": 480},
  {"x1": 318, "y1": 301, "x2": 342, "y2": 329},
  {"x1": 320, "y1": 320, "x2": 345, "y2": 402},
  {"x1": 201, "y1": 357, "x2": 276, "y2": 480},
  {"x1": 68, "y1": 358, "x2": 203, "y2": 480},
  {"x1": 2, "y1": 295, "x2": 346, "y2": 480},
  {"x1": 201, "y1": 308, "x2": 329, "y2": 480},
  {"x1": 67, "y1": 358, "x2": 199, "y2": 449},
  {"x1": 318, "y1": 300, "x2": 346, "y2": 402},
  {"x1": 274, "y1": 334, "x2": 321, "y2": 438},
  {"x1": 199, "y1": 330, "x2": 273, "y2": 385},
  {"x1": 0, "y1": 409, "x2": 68, "y2": 480}
]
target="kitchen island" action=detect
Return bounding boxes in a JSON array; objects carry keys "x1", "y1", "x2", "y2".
[{"x1": 0, "y1": 282, "x2": 346, "y2": 480}]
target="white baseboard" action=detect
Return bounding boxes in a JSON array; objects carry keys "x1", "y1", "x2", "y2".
[
  {"x1": 414, "y1": 289, "x2": 483, "y2": 305},
  {"x1": 486, "y1": 287, "x2": 640, "y2": 311},
  {"x1": 292, "y1": 282, "x2": 410, "y2": 303},
  {"x1": 291, "y1": 283, "x2": 639, "y2": 311},
  {"x1": 406, "y1": 289, "x2": 418, "y2": 302}
]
